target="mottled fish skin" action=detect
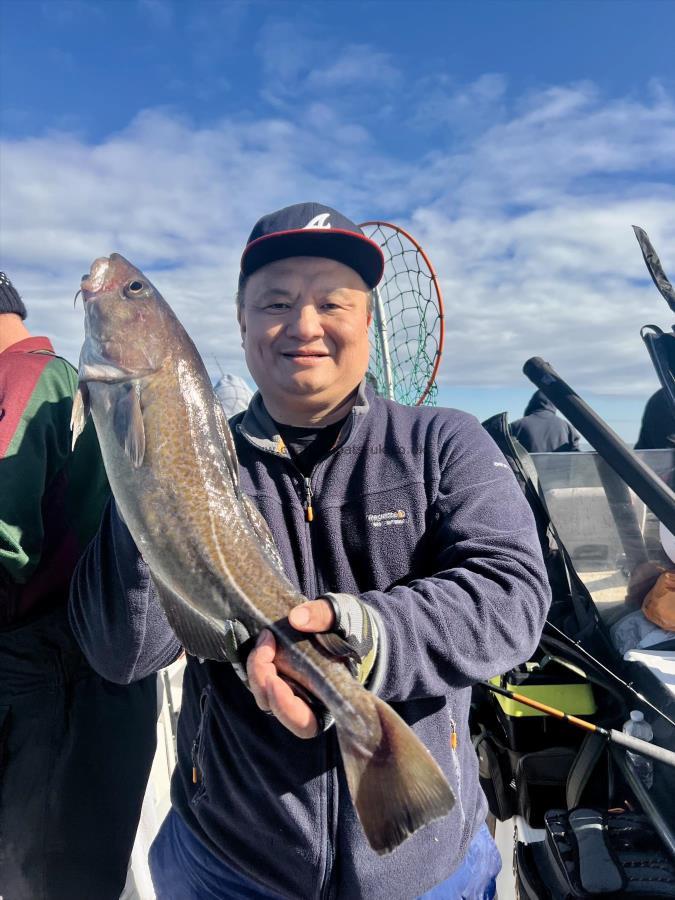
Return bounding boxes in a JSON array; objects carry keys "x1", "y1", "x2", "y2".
[{"x1": 73, "y1": 253, "x2": 454, "y2": 853}]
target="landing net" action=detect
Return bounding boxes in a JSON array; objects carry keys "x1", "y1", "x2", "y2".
[{"x1": 360, "y1": 221, "x2": 444, "y2": 407}]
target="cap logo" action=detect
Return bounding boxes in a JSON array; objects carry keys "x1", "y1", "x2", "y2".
[{"x1": 303, "y1": 213, "x2": 331, "y2": 230}]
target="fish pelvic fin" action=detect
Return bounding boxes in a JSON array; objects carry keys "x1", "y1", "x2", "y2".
[
  {"x1": 70, "y1": 383, "x2": 90, "y2": 449},
  {"x1": 336, "y1": 694, "x2": 454, "y2": 855},
  {"x1": 153, "y1": 576, "x2": 233, "y2": 662}
]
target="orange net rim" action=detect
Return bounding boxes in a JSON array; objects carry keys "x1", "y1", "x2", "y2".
[{"x1": 359, "y1": 220, "x2": 445, "y2": 406}]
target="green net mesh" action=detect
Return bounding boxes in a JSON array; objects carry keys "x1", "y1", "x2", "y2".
[{"x1": 360, "y1": 222, "x2": 443, "y2": 407}]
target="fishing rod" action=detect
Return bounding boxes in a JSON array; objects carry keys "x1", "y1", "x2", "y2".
[
  {"x1": 543, "y1": 623, "x2": 675, "y2": 730},
  {"x1": 481, "y1": 680, "x2": 675, "y2": 769}
]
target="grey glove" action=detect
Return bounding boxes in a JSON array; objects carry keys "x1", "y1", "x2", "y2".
[
  {"x1": 318, "y1": 592, "x2": 385, "y2": 691},
  {"x1": 222, "y1": 593, "x2": 387, "y2": 732}
]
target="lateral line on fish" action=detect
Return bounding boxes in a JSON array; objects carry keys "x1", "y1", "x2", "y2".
[{"x1": 120, "y1": 333, "x2": 359, "y2": 727}]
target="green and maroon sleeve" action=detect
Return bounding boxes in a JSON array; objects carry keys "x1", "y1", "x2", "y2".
[{"x1": 0, "y1": 352, "x2": 109, "y2": 622}]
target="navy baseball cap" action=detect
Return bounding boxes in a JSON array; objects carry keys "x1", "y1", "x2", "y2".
[{"x1": 240, "y1": 202, "x2": 384, "y2": 288}]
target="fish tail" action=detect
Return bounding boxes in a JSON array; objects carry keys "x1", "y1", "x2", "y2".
[{"x1": 335, "y1": 693, "x2": 455, "y2": 855}]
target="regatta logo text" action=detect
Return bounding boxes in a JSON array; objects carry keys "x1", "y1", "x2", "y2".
[
  {"x1": 342, "y1": 443, "x2": 425, "y2": 456},
  {"x1": 366, "y1": 510, "x2": 407, "y2": 528}
]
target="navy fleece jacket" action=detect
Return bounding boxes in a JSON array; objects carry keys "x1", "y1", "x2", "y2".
[{"x1": 69, "y1": 383, "x2": 551, "y2": 900}]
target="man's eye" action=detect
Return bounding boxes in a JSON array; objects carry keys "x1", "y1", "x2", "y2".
[
  {"x1": 267, "y1": 303, "x2": 290, "y2": 310},
  {"x1": 322, "y1": 302, "x2": 340, "y2": 310}
]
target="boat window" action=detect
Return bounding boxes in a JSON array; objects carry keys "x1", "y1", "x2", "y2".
[{"x1": 531, "y1": 449, "x2": 675, "y2": 630}]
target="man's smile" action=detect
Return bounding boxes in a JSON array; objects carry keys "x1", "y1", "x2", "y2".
[{"x1": 281, "y1": 350, "x2": 331, "y2": 364}]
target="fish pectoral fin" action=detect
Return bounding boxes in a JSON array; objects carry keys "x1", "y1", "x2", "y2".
[
  {"x1": 113, "y1": 384, "x2": 146, "y2": 468},
  {"x1": 336, "y1": 694, "x2": 455, "y2": 855},
  {"x1": 70, "y1": 383, "x2": 90, "y2": 449}
]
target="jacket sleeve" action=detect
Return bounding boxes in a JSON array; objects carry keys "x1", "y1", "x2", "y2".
[
  {"x1": 69, "y1": 499, "x2": 181, "y2": 683},
  {"x1": 359, "y1": 414, "x2": 552, "y2": 703},
  {"x1": 1, "y1": 358, "x2": 76, "y2": 584},
  {"x1": 563, "y1": 424, "x2": 580, "y2": 452}
]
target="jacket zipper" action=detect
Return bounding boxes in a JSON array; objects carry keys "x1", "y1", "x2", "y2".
[
  {"x1": 301, "y1": 464, "x2": 336, "y2": 900},
  {"x1": 236, "y1": 421, "x2": 350, "y2": 897},
  {"x1": 304, "y1": 477, "x2": 314, "y2": 522},
  {"x1": 191, "y1": 686, "x2": 211, "y2": 787}
]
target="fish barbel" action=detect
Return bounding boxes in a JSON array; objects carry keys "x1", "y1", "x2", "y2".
[{"x1": 71, "y1": 253, "x2": 454, "y2": 854}]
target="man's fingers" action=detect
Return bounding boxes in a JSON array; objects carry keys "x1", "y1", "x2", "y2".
[
  {"x1": 288, "y1": 599, "x2": 335, "y2": 633},
  {"x1": 247, "y1": 623, "x2": 323, "y2": 737},
  {"x1": 266, "y1": 676, "x2": 319, "y2": 739},
  {"x1": 247, "y1": 630, "x2": 276, "y2": 711}
]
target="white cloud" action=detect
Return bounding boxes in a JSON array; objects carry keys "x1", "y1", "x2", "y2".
[
  {"x1": 255, "y1": 24, "x2": 401, "y2": 115},
  {"x1": 1, "y1": 78, "x2": 675, "y2": 438},
  {"x1": 305, "y1": 44, "x2": 401, "y2": 91}
]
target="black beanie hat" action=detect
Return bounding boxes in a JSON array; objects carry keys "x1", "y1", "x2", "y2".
[{"x1": 0, "y1": 272, "x2": 27, "y2": 319}]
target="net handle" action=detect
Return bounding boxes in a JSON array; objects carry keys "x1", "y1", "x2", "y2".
[{"x1": 359, "y1": 220, "x2": 445, "y2": 406}]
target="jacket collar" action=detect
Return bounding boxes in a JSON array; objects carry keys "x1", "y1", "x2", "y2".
[
  {"x1": 235, "y1": 379, "x2": 372, "y2": 458},
  {"x1": 1, "y1": 336, "x2": 54, "y2": 356}
]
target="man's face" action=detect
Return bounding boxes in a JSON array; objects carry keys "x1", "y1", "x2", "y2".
[{"x1": 239, "y1": 256, "x2": 372, "y2": 421}]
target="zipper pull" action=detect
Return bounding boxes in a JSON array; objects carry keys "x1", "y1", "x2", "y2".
[
  {"x1": 449, "y1": 718, "x2": 457, "y2": 751},
  {"x1": 304, "y1": 477, "x2": 314, "y2": 522},
  {"x1": 191, "y1": 739, "x2": 200, "y2": 783}
]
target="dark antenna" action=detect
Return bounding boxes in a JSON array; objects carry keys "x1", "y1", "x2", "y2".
[
  {"x1": 633, "y1": 226, "x2": 675, "y2": 314},
  {"x1": 213, "y1": 356, "x2": 226, "y2": 379}
]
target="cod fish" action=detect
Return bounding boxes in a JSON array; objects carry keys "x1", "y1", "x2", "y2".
[{"x1": 72, "y1": 253, "x2": 454, "y2": 854}]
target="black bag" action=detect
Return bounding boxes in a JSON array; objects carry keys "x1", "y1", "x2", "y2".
[
  {"x1": 473, "y1": 728, "x2": 583, "y2": 826},
  {"x1": 473, "y1": 727, "x2": 515, "y2": 821},
  {"x1": 515, "y1": 747, "x2": 579, "y2": 827},
  {"x1": 543, "y1": 808, "x2": 675, "y2": 898}
]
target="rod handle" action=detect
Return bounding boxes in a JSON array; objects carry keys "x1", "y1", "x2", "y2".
[{"x1": 610, "y1": 729, "x2": 675, "y2": 769}]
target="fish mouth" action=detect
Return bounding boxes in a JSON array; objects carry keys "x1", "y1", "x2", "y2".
[{"x1": 81, "y1": 257, "x2": 112, "y2": 300}]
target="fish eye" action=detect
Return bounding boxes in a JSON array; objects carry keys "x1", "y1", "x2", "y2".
[{"x1": 128, "y1": 281, "x2": 144, "y2": 293}]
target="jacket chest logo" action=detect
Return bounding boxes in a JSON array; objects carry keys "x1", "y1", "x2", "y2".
[{"x1": 366, "y1": 509, "x2": 407, "y2": 528}]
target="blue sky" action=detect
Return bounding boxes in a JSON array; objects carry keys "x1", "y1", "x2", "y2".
[{"x1": 2, "y1": 0, "x2": 675, "y2": 440}]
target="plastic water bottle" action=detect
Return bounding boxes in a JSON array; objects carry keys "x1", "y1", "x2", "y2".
[{"x1": 622, "y1": 710, "x2": 654, "y2": 790}]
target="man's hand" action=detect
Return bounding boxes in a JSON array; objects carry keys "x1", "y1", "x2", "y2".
[{"x1": 247, "y1": 599, "x2": 335, "y2": 739}]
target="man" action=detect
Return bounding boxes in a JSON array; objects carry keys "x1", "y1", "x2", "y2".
[
  {"x1": 634, "y1": 388, "x2": 675, "y2": 450},
  {"x1": 69, "y1": 203, "x2": 551, "y2": 899},
  {"x1": 0, "y1": 273, "x2": 157, "y2": 899},
  {"x1": 511, "y1": 389, "x2": 580, "y2": 453}
]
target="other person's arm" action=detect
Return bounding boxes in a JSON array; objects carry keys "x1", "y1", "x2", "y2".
[{"x1": 69, "y1": 499, "x2": 181, "y2": 683}]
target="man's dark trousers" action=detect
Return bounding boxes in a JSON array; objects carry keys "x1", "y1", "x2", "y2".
[{"x1": 0, "y1": 607, "x2": 157, "y2": 899}]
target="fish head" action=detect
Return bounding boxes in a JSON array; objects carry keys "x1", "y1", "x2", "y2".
[{"x1": 80, "y1": 253, "x2": 175, "y2": 377}]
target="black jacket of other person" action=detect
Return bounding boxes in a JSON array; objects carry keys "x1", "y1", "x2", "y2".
[{"x1": 511, "y1": 390, "x2": 580, "y2": 453}]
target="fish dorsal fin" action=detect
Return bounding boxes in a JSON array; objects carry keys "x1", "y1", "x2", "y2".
[
  {"x1": 213, "y1": 398, "x2": 242, "y2": 498},
  {"x1": 70, "y1": 382, "x2": 90, "y2": 449},
  {"x1": 212, "y1": 393, "x2": 288, "y2": 580},
  {"x1": 113, "y1": 383, "x2": 146, "y2": 468}
]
